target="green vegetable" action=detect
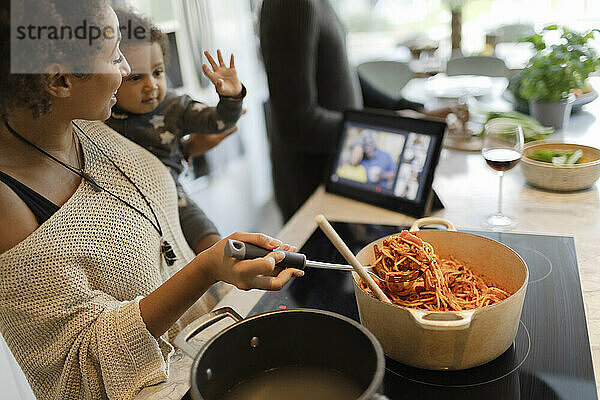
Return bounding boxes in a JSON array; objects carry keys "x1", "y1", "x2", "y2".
[
  {"x1": 567, "y1": 149, "x2": 583, "y2": 164},
  {"x1": 528, "y1": 149, "x2": 583, "y2": 165},
  {"x1": 528, "y1": 149, "x2": 556, "y2": 162},
  {"x1": 478, "y1": 111, "x2": 553, "y2": 142},
  {"x1": 552, "y1": 155, "x2": 568, "y2": 165}
]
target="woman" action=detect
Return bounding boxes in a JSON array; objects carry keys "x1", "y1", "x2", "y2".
[
  {"x1": 335, "y1": 142, "x2": 367, "y2": 183},
  {"x1": 0, "y1": 1, "x2": 301, "y2": 399}
]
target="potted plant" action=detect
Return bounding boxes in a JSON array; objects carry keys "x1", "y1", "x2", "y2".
[{"x1": 517, "y1": 25, "x2": 600, "y2": 129}]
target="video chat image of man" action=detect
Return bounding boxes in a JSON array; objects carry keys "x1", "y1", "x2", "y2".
[{"x1": 335, "y1": 128, "x2": 405, "y2": 189}]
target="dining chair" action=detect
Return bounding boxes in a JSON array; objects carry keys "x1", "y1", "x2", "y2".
[
  {"x1": 357, "y1": 61, "x2": 415, "y2": 99},
  {"x1": 446, "y1": 55, "x2": 508, "y2": 78}
]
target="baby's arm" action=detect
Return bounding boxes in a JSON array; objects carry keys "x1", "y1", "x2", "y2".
[
  {"x1": 178, "y1": 50, "x2": 246, "y2": 134},
  {"x1": 181, "y1": 126, "x2": 238, "y2": 162},
  {"x1": 177, "y1": 185, "x2": 220, "y2": 253},
  {"x1": 180, "y1": 92, "x2": 244, "y2": 135}
]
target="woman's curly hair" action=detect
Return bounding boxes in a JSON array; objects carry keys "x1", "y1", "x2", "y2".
[{"x1": 0, "y1": 0, "x2": 110, "y2": 118}]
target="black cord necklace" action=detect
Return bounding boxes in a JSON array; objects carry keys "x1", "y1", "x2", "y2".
[{"x1": 3, "y1": 118, "x2": 177, "y2": 266}]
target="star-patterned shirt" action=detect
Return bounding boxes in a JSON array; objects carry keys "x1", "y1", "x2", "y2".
[{"x1": 106, "y1": 87, "x2": 245, "y2": 176}]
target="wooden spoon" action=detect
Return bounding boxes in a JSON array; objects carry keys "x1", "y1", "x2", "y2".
[{"x1": 315, "y1": 214, "x2": 392, "y2": 304}]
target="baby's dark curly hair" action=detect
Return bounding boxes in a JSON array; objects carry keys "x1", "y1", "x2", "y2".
[
  {"x1": 114, "y1": 7, "x2": 169, "y2": 60},
  {"x1": 0, "y1": 0, "x2": 111, "y2": 118}
]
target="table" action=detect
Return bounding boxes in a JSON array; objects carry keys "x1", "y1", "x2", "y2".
[
  {"x1": 135, "y1": 79, "x2": 600, "y2": 400},
  {"x1": 402, "y1": 75, "x2": 512, "y2": 112}
]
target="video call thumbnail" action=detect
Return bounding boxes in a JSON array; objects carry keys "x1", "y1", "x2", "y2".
[
  {"x1": 393, "y1": 132, "x2": 431, "y2": 200},
  {"x1": 334, "y1": 126, "x2": 405, "y2": 190},
  {"x1": 333, "y1": 124, "x2": 432, "y2": 201}
]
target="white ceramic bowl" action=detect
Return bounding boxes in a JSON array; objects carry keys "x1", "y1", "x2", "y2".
[{"x1": 521, "y1": 141, "x2": 600, "y2": 191}]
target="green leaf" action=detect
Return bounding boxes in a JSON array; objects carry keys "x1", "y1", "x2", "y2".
[{"x1": 518, "y1": 25, "x2": 599, "y2": 101}]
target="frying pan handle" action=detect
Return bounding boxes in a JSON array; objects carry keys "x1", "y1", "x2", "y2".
[
  {"x1": 408, "y1": 309, "x2": 475, "y2": 331},
  {"x1": 410, "y1": 217, "x2": 457, "y2": 232},
  {"x1": 173, "y1": 307, "x2": 243, "y2": 357}
]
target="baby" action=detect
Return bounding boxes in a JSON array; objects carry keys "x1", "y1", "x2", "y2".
[{"x1": 107, "y1": 8, "x2": 245, "y2": 253}]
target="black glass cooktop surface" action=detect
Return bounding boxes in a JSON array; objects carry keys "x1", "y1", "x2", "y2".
[{"x1": 248, "y1": 222, "x2": 597, "y2": 400}]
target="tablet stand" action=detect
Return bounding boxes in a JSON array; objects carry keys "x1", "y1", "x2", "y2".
[{"x1": 424, "y1": 189, "x2": 444, "y2": 216}]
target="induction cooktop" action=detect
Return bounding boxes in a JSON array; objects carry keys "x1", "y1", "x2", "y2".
[{"x1": 248, "y1": 222, "x2": 597, "y2": 400}]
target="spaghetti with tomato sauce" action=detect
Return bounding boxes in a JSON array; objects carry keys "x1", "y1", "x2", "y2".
[{"x1": 360, "y1": 231, "x2": 511, "y2": 311}]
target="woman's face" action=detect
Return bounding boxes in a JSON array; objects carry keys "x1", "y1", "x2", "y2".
[
  {"x1": 349, "y1": 145, "x2": 364, "y2": 166},
  {"x1": 67, "y1": 7, "x2": 131, "y2": 121}
]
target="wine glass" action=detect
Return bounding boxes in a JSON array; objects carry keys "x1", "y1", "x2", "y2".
[{"x1": 481, "y1": 120, "x2": 524, "y2": 228}]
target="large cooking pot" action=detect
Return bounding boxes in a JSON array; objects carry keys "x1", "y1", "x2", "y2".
[
  {"x1": 174, "y1": 307, "x2": 387, "y2": 400},
  {"x1": 353, "y1": 217, "x2": 529, "y2": 370}
]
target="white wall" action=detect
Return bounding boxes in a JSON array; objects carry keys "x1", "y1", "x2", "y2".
[{"x1": 178, "y1": 0, "x2": 275, "y2": 236}]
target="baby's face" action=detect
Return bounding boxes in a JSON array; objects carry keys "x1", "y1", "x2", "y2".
[{"x1": 115, "y1": 42, "x2": 167, "y2": 114}]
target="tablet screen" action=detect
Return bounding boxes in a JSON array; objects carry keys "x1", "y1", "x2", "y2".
[{"x1": 330, "y1": 121, "x2": 437, "y2": 203}]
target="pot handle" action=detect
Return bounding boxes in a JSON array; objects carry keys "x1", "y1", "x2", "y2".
[
  {"x1": 173, "y1": 307, "x2": 243, "y2": 357},
  {"x1": 408, "y1": 309, "x2": 475, "y2": 331},
  {"x1": 410, "y1": 217, "x2": 457, "y2": 232}
]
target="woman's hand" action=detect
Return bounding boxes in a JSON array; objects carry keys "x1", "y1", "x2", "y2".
[
  {"x1": 202, "y1": 50, "x2": 243, "y2": 97},
  {"x1": 198, "y1": 232, "x2": 302, "y2": 291},
  {"x1": 193, "y1": 233, "x2": 222, "y2": 254},
  {"x1": 182, "y1": 127, "x2": 238, "y2": 161},
  {"x1": 141, "y1": 232, "x2": 300, "y2": 338}
]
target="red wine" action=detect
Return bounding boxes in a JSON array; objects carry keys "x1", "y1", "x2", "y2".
[{"x1": 483, "y1": 148, "x2": 522, "y2": 171}]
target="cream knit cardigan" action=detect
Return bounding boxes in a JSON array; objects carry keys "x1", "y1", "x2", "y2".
[{"x1": 0, "y1": 120, "x2": 229, "y2": 400}]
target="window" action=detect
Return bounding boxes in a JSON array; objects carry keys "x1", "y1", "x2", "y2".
[{"x1": 331, "y1": 0, "x2": 600, "y2": 63}]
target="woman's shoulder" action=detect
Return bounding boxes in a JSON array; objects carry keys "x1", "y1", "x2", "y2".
[
  {"x1": 260, "y1": 0, "x2": 321, "y2": 22},
  {"x1": 74, "y1": 119, "x2": 176, "y2": 202},
  {"x1": 75, "y1": 119, "x2": 159, "y2": 162},
  {"x1": 262, "y1": 0, "x2": 319, "y2": 10},
  {"x1": 75, "y1": 119, "x2": 126, "y2": 143}
]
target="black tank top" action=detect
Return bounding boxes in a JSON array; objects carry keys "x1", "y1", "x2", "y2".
[{"x1": 0, "y1": 170, "x2": 60, "y2": 224}]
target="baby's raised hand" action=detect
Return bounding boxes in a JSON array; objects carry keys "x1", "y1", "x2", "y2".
[{"x1": 202, "y1": 50, "x2": 242, "y2": 97}]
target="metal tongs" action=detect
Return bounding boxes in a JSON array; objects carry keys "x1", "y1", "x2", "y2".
[{"x1": 224, "y1": 239, "x2": 427, "y2": 283}]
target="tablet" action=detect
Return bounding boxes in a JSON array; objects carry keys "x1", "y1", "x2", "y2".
[{"x1": 325, "y1": 109, "x2": 446, "y2": 217}]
